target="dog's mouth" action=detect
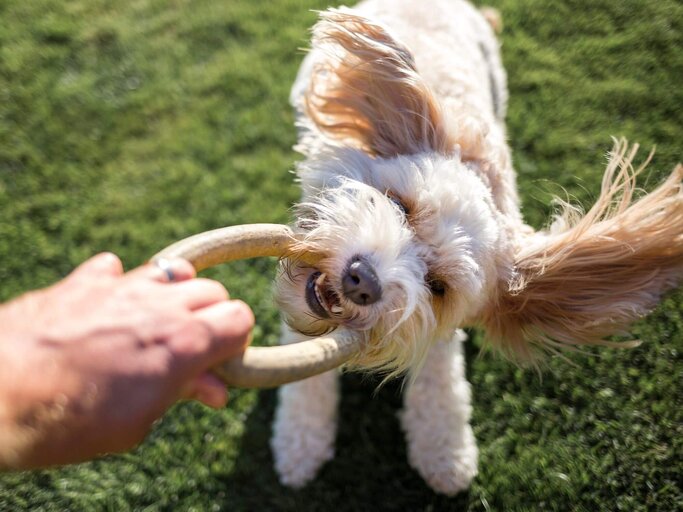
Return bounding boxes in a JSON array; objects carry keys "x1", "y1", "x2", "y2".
[{"x1": 305, "y1": 271, "x2": 343, "y2": 319}]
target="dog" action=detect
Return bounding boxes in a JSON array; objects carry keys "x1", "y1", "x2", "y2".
[{"x1": 269, "y1": 0, "x2": 683, "y2": 495}]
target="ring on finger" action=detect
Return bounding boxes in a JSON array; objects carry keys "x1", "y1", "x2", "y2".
[{"x1": 153, "y1": 258, "x2": 176, "y2": 283}]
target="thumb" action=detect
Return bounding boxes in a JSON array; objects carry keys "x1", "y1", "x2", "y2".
[{"x1": 70, "y1": 252, "x2": 124, "y2": 279}]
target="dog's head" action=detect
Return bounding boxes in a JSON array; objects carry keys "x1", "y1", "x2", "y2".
[
  {"x1": 275, "y1": 10, "x2": 683, "y2": 376},
  {"x1": 274, "y1": 10, "x2": 507, "y2": 376}
]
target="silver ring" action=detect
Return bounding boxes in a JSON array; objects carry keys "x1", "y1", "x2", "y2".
[{"x1": 154, "y1": 258, "x2": 176, "y2": 282}]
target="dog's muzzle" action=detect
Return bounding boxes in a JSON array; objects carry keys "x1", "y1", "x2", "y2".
[{"x1": 153, "y1": 224, "x2": 364, "y2": 389}]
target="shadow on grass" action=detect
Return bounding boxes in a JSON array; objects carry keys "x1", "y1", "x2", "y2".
[{"x1": 224, "y1": 372, "x2": 473, "y2": 511}]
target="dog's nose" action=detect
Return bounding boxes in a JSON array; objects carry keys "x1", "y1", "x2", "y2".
[{"x1": 342, "y1": 257, "x2": 382, "y2": 305}]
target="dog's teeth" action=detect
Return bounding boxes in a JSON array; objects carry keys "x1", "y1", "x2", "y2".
[
  {"x1": 314, "y1": 286, "x2": 325, "y2": 306},
  {"x1": 314, "y1": 272, "x2": 328, "y2": 309}
]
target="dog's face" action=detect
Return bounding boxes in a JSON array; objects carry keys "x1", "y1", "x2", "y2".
[{"x1": 275, "y1": 148, "x2": 502, "y2": 373}]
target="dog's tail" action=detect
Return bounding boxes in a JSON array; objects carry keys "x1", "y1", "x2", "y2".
[{"x1": 480, "y1": 139, "x2": 683, "y2": 362}]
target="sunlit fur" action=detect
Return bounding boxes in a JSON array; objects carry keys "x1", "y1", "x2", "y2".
[
  {"x1": 271, "y1": 0, "x2": 683, "y2": 495},
  {"x1": 481, "y1": 142, "x2": 683, "y2": 361}
]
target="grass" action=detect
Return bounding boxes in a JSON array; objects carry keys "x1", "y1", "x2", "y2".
[{"x1": 0, "y1": 0, "x2": 681, "y2": 510}]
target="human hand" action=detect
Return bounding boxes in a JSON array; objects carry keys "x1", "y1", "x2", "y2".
[{"x1": 0, "y1": 253, "x2": 254, "y2": 470}]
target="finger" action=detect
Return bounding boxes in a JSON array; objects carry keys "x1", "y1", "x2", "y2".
[
  {"x1": 165, "y1": 278, "x2": 230, "y2": 310},
  {"x1": 177, "y1": 300, "x2": 254, "y2": 369},
  {"x1": 182, "y1": 372, "x2": 229, "y2": 409},
  {"x1": 70, "y1": 252, "x2": 124, "y2": 279},
  {"x1": 127, "y1": 258, "x2": 196, "y2": 283}
]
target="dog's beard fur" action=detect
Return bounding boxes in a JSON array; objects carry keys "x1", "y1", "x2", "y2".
[{"x1": 274, "y1": 8, "x2": 683, "y2": 378}]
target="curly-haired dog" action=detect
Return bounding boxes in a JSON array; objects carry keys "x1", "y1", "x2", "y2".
[{"x1": 270, "y1": 0, "x2": 683, "y2": 495}]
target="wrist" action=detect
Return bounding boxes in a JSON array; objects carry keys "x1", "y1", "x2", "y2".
[
  {"x1": 0, "y1": 323, "x2": 63, "y2": 471},
  {"x1": 0, "y1": 378, "x2": 82, "y2": 471},
  {"x1": 0, "y1": 389, "x2": 37, "y2": 471}
]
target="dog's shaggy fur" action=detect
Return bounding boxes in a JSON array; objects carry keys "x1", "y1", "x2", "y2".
[{"x1": 270, "y1": 0, "x2": 683, "y2": 495}]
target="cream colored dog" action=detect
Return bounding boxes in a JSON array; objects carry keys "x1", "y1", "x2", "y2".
[{"x1": 270, "y1": 0, "x2": 683, "y2": 495}]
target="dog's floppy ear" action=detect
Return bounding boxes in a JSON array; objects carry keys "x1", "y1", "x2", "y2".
[
  {"x1": 305, "y1": 9, "x2": 451, "y2": 157},
  {"x1": 479, "y1": 140, "x2": 683, "y2": 362}
]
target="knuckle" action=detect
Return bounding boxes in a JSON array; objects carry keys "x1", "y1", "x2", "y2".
[
  {"x1": 116, "y1": 281, "x2": 152, "y2": 303},
  {"x1": 171, "y1": 317, "x2": 213, "y2": 356},
  {"x1": 143, "y1": 348, "x2": 175, "y2": 376}
]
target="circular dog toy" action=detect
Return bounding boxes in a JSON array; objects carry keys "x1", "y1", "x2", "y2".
[{"x1": 152, "y1": 224, "x2": 362, "y2": 389}]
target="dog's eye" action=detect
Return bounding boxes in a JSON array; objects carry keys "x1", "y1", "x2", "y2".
[
  {"x1": 387, "y1": 193, "x2": 408, "y2": 215},
  {"x1": 428, "y1": 278, "x2": 447, "y2": 297}
]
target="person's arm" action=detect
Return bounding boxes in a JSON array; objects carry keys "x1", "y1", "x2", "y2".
[{"x1": 0, "y1": 252, "x2": 253, "y2": 470}]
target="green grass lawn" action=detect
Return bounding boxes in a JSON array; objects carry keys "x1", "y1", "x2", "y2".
[{"x1": 1, "y1": 0, "x2": 681, "y2": 510}]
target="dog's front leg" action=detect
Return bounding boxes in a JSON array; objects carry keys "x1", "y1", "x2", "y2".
[
  {"x1": 270, "y1": 322, "x2": 339, "y2": 488},
  {"x1": 400, "y1": 329, "x2": 478, "y2": 496}
]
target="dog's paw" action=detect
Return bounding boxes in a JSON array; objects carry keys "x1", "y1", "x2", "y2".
[
  {"x1": 404, "y1": 423, "x2": 478, "y2": 496},
  {"x1": 270, "y1": 415, "x2": 336, "y2": 488}
]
